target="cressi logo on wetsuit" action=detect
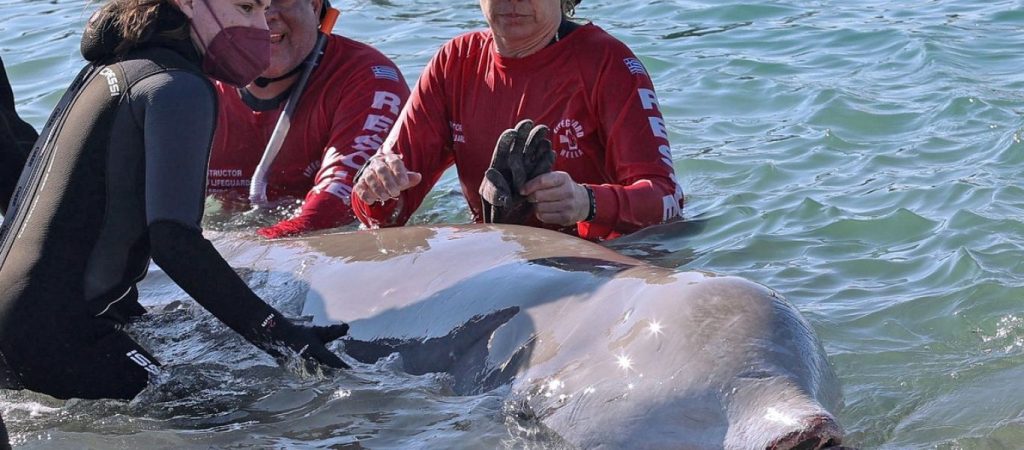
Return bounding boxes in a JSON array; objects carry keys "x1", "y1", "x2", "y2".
[
  {"x1": 99, "y1": 67, "x2": 122, "y2": 96},
  {"x1": 127, "y1": 350, "x2": 160, "y2": 376},
  {"x1": 261, "y1": 313, "x2": 276, "y2": 328}
]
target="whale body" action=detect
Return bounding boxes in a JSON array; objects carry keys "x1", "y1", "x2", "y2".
[{"x1": 213, "y1": 224, "x2": 844, "y2": 449}]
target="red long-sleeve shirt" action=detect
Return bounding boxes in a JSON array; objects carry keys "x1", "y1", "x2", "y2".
[
  {"x1": 351, "y1": 24, "x2": 683, "y2": 240},
  {"x1": 208, "y1": 34, "x2": 410, "y2": 238}
]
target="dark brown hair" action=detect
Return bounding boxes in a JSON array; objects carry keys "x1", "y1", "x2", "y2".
[{"x1": 96, "y1": 0, "x2": 190, "y2": 54}]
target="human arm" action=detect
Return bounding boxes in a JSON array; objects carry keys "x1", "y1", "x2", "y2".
[
  {"x1": 536, "y1": 45, "x2": 683, "y2": 240},
  {"x1": 0, "y1": 56, "x2": 39, "y2": 216},
  {"x1": 350, "y1": 46, "x2": 457, "y2": 227},
  {"x1": 0, "y1": 410, "x2": 8, "y2": 450},
  {"x1": 258, "y1": 61, "x2": 412, "y2": 238},
  {"x1": 138, "y1": 71, "x2": 348, "y2": 368}
]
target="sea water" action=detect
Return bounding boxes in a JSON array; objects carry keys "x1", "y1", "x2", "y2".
[{"x1": 1, "y1": 0, "x2": 1023, "y2": 448}]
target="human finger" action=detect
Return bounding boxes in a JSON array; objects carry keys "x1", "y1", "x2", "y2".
[
  {"x1": 361, "y1": 170, "x2": 391, "y2": 203},
  {"x1": 405, "y1": 172, "x2": 423, "y2": 188},
  {"x1": 534, "y1": 198, "x2": 575, "y2": 214},
  {"x1": 383, "y1": 153, "x2": 413, "y2": 187},
  {"x1": 521, "y1": 171, "x2": 569, "y2": 196},
  {"x1": 370, "y1": 159, "x2": 405, "y2": 198},
  {"x1": 354, "y1": 178, "x2": 380, "y2": 204},
  {"x1": 535, "y1": 209, "x2": 578, "y2": 226},
  {"x1": 354, "y1": 156, "x2": 391, "y2": 203},
  {"x1": 527, "y1": 184, "x2": 572, "y2": 203}
]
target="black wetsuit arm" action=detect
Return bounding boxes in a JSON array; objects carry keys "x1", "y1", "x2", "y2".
[
  {"x1": 149, "y1": 221, "x2": 282, "y2": 343},
  {"x1": 0, "y1": 410, "x2": 9, "y2": 450},
  {"x1": 0, "y1": 56, "x2": 39, "y2": 216},
  {"x1": 136, "y1": 71, "x2": 282, "y2": 348},
  {"x1": 135, "y1": 70, "x2": 348, "y2": 369}
]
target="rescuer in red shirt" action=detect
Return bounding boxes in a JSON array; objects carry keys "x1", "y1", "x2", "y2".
[
  {"x1": 208, "y1": 0, "x2": 410, "y2": 238},
  {"x1": 351, "y1": 0, "x2": 683, "y2": 241}
]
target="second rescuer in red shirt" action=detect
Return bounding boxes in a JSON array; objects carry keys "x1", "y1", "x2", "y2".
[
  {"x1": 207, "y1": 0, "x2": 409, "y2": 238},
  {"x1": 352, "y1": 0, "x2": 683, "y2": 241}
]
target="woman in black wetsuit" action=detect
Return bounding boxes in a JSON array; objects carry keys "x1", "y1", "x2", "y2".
[{"x1": 0, "y1": 0, "x2": 349, "y2": 401}]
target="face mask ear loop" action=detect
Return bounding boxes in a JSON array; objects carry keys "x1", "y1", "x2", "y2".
[
  {"x1": 193, "y1": 0, "x2": 230, "y2": 63},
  {"x1": 188, "y1": 0, "x2": 217, "y2": 58}
]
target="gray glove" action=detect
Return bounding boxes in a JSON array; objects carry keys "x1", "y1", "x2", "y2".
[{"x1": 479, "y1": 119, "x2": 556, "y2": 224}]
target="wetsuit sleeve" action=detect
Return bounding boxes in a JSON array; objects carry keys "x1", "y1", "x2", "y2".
[
  {"x1": 0, "y1": 410, "x2": 8, "y2": 450},
  {"x1": 134, "y1": 71, "x2": 290, "y2": 351},
  {"x1": 577, "y1": 43, "x2": 684, "y2": 240},
  {"x1": 350, "y1": 46, "x2": 456, "y2": 228},
  {"x1": 259, "y1": 61, "x2": 411, "y2": 238},
  {"x1": 0, "y1": 56, "x2": 39, "y2": 216}
]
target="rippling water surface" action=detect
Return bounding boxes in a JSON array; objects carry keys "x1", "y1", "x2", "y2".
[{"x1": 2, "y1": 0, "x2": 1024, "y2": 448}]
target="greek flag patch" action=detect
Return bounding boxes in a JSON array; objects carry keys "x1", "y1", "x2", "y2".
[
  {"x1": 372, "y1": 65, "x2": 400, "y2": 82},
  {"x1": 624, "y1": 58, "x2": 647, "y2": 76}
]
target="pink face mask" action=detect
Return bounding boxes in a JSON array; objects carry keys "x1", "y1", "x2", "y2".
[{"x1": 194, "y1": 0, "x2": 270, "y2": 87}]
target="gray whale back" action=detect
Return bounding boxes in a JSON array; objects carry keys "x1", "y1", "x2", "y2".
[{"x1": 215, "y1": 224, "x2": 844, "y2": 449}]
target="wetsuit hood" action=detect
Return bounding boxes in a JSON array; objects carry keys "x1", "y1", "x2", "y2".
[
  {"x1": 81, "y1": 4, "x2": 198, "y2": 64},
  {"x1": 80, "y1": 8, "x2": 121, "y2": 63}
]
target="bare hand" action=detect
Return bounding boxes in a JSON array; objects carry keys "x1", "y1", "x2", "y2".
[
  {"x1": 353, "y1": 152, "x2": 422, "y2": 204},
  {"x1": 521, "y1": 171, "x2": 590, "y2": 226}
]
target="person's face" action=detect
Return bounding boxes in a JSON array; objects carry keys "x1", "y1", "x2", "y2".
[
  {"x1": 479, "y1": 0, "x2": 562, "y2": 44},
  {"x1": 264, "y1": 0, "x2": 322, "y2": 78},
  {"x1": 176, "y1": 0, "x2": 271, "y2": 49}
]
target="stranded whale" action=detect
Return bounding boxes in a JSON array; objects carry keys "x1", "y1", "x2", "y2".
[{"x1": 213, "y1": 224, "x2": 844, "y2": 449}]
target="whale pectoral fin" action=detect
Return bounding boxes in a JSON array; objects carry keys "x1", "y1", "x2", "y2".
[
  {"x1": 342, "y1": 307, "x2": 521, "y2": 375},
  {"x1": 402, "y1": 306, "x2": 521, "y2": 375},
  {"x1": 339, "y1": 337, "x2": 405, "y2": 365}
]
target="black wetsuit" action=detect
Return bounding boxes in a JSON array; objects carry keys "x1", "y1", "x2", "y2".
[
  {"x1": 0, "y1": 411, "x2": 8, "y2": 450},
  {"x1": 0, "y1": 63, "x2": 29, "y2": 434},
  {"x1": 0, "y1": 56, "x2": 39, "y2": 216},
  {"x1": 0, "y1": 10, "x2": 347, "y2": 401}
]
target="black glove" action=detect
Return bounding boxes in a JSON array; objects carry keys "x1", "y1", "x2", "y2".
[
  {"x1": 259, "y1": 313, "x2": 351, "y2": 370},
  {"x1": 479, "y1": 119, "x2": 555, "y2": 224}
]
